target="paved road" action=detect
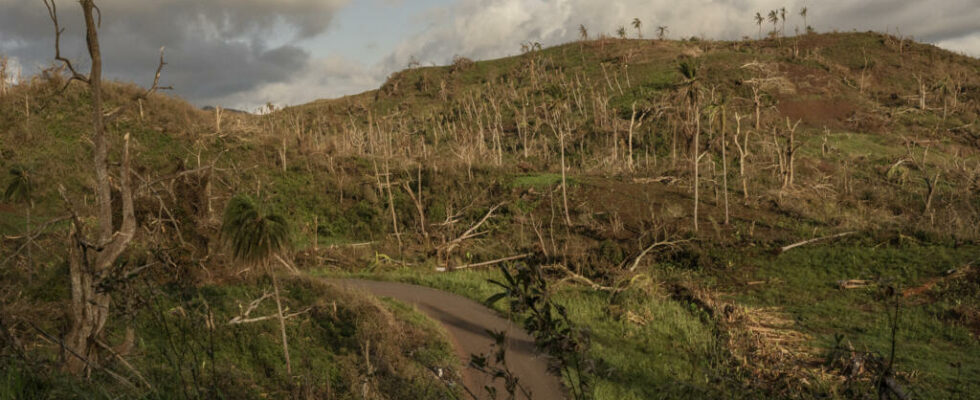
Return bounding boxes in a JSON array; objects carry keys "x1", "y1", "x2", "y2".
[{"x1": 330, "y1": 279, "x2": 566, "y2": 400}]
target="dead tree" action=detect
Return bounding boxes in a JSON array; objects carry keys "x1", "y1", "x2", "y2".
[
  {"x1": 44, "y1": 0, "x2": 167, "y2": 375},
  {"x1": 626, "y1": 101, "x2": 646, "y2": 172},
  {"x1": 914, "y1": 74, "x2": 927, "y2": 110},
  {"x1": 0, "y1": 55, "x2": 8, "y2": 97},
  {"x1": 732, "y1": 112, "x2": 751, "y2": 204},
  {"x1": 720, "y1": 106, "x2": 730, "y2": 225},
  {"x1": 775, "y1": 118, "x2": 803, "y2": 190},
  {"x1": 548, "y1": 104, "x2": 573, "y2": 226},
  {"x1": 924, "y1": 172, "x2": 940, "y2": 216}
]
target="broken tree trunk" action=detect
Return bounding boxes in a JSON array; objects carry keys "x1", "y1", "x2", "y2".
[{"x1": 270, "y1": 270, "x2": 292, "y2": 375}]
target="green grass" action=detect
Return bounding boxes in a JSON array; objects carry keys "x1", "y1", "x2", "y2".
[
  {"x1": 510, "y1": 173, "x2": 576, "y2": 189},
  {"x1": 313, "y1": 267, "x2": 748, "y2": 399},
  {"x1": 0, "y1": 275, "x2": 460, "y2": 400},
  {"x1": 733, "y1": 243, "x2": 980, "y2": 399}
]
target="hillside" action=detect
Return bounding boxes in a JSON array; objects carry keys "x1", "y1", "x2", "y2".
[{"x1": 2, "y1": 31, "x2": 979, "y2": 399}]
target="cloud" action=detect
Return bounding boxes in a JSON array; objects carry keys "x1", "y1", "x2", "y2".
[
  {"x1": 383, "y1": 0, "x2": 980, "y2": 70},
  {"x1": 1, "y1": 0, "x2": 977, "y2": 110},
  {"x1": 936, "y1": 32, "x2": 980, "y2": 58},
  {"x1": 202, "y1": 56, "x2": 382, "y2": 112},
  {"x1": 0, "y1": 0, "x2": 349, "y2": 107}
]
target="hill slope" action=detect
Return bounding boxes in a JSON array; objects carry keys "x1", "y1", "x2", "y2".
[{"x1": 2, "y1": 31, "x2": 980, "y2": 399}]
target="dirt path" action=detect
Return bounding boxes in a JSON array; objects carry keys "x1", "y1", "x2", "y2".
[{"x1": 330, "y1": 279, "x2": 566, "y2": 400}]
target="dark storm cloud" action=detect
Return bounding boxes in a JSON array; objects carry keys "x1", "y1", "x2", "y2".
[{"x1": 0, "y1": 0, "x2": 348, "y2": 104}]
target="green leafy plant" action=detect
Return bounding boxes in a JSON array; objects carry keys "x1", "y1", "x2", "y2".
[
  {"x1": 486, "y1": 263, "x2": 593, "y2": 399},
  {"x1": 221, "y1": 194, "x2": 294, "y2": 374},
  {"x1": 4, "y1": 167, "x2": 34, "y2": 278},
  {"x1": 469, "y1": 329, "x2": 530, "y2": 399}
]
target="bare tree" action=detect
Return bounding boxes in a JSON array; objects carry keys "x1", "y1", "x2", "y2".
[
  {"x1": 548, "y1": 105, "x2": 574, "y2": 226},
  {"x1": 627, "y1": 101, "x2": 646, "y2": 172},
  {"x1": 775, "y1": 118, "x2": 803, "y2": 190},
  {"x1": 678, "y1": 61, "x2": 701, "y2": 232},
  {"x1": 720, "y1": 106, "x2": 730, "y2": 225},
  {"x1": 0, "y1": 55, "x2": 8, "y2": 97},
  {"x1": 44, "y1": 0, "x2": 167, "y2": 374},
  {"x1": 732, "y1": 112, "x2": 751, "y2": 204}
]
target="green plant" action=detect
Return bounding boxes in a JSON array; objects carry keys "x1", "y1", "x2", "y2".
[
  {"x1": 470, "y1": 330, "x2": 531, "y2": 399},
  {"x1": 487, "y1": 263, "x2": 593, "y2": 400},
  {"x1": 221, "y1": 194, "x2": 293, "y2": 373},
  {"x1": 4, "y1": 167, "x2": 33, "y2": 277}
]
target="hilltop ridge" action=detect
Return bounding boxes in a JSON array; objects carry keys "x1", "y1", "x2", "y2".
[{"x1": 1, "y1": 31, "x2": 979, "y2": 399}]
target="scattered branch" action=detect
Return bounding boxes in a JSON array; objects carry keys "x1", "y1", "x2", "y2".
[
  {"x1": 779, "y1": 231, "x2": 856, "y2": 253},
  {"x1": 438, "y1": 203, "x2": 504, "y2": 258},
  {"x1": 228, "y1": 292, "x2": 273, "y2": 324},
  {"x1": 436, "y1": 253, "x2": 532, "y2": 272},
  {"x1": 627, "y1": 239, "x2": 688, "y2": 272}
]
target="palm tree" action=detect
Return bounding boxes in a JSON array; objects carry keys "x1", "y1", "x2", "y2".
[
  {"x1": 800, "y1": 6, "x2": 809, "y2": 33},
  {"x1": 755, "y1": 12, "x2": 764, "y2": 40},
  {"x1": 578, "y1": 24, "x2": 588, "y2": 41},
  {"x1": 4, "y1": 167, "x2": 33, "y2": 276},
  {"x1": 617, "y1": 26, "x2": 627, "y2": 39},
  {"x1": 222, "y1": 195, "x2": 293, "y2": 374},
  {"x1": 657, "y1": 26, "x2": 669, "y2": 40},
  {"x1": 678, "y1": 61, "x2": 702, "y2": 232},
  {"x1": 632, "y1": 18, "x2": 643, "y2": 39},
  {"x1": 768, "y1": 10, "x2": 779, "y2": 37},
  {"x1": 780, "y1": 7, "x2": 787, "y2": 36}
]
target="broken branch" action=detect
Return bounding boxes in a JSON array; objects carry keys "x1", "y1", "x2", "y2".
[
  {"x1": 436, "y1": 253, "x2": 532, "y2": 272},
  {"x1": 779, "y1": 231, "x2": 856, "y2": 253}
]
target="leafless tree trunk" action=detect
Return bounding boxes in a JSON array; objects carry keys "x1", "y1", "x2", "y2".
[
  {"x1": 915, "y1": 74, "x2": 927, "y2": 110},
  {"x1": 721, "y1": 107, "x2": 730, "y2": 225},
  {"x1": 548, "y1": 106, "x2": 573, "y2": 226},
  {"x1": 45, "y1": 0, "x2": 165, "y2": 374},
  {"x1": 270, "y1": 269, "x2": 292, "y2": 374},
  {"x1": 782, "y1": 118, "x2": 802, "y2": 189},
  {"x1": 0, "y1": 56, "x2": 8, "y2": 97},
  {"x1": 280, "y1": 135, "x2": 287, "y2": 172},
  {"x1": 559, "y1": 121, "x2": 572, "y2": 226},
  {"x1": 628, "y1": 102, "x2": 637, "y2": 171},
  {"x1": 215, "y1": 106, "x2": 222, "y2": 133},
  {"x1": 693, "y1": 101, "x2": 701, "y2": 233},
  {"x1": 733, "y1": 113, "x2": 750, "y2": 204},
  {"x1": 924, "y1": 172, "x2": 940, "y2": 215}
]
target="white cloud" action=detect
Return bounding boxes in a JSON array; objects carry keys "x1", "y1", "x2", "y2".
[
  {"x1": 206, "y1": 56, "x2": 382, "y2": 111},
  {"x1": 936, "y1": 32, "x2": 980, "y2": 58},
  {"x1": 2, "y1": 0, "x2": 977, "y2": 110},
  {"x1": 384, "y1": 0, "x2": 980, "y2": 70}
]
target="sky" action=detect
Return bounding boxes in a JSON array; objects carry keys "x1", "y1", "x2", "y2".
[{"x1": 1, "y1": 0, "x2": 978, "y2": 111}]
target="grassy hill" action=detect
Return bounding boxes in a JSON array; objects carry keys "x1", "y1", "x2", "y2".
[{"x1": 2, "y1": 31, "x2": 979, "y2": 399}]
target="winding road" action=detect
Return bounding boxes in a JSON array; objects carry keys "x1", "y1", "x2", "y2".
[{"x1": 331, "y1": 279, "x2": 566, "y2": 400}]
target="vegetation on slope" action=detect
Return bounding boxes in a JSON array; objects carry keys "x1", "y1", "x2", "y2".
[{"x1": 2, "y1": 25, "x2": 980, "y2": 399}]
